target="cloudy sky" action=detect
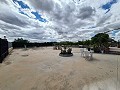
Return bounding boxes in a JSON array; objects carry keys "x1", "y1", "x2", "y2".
[{"x1": 0, "y1": 0, "x2": 120, "y2": 42}]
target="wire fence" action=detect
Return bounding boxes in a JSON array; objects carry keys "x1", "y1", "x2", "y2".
[{"x1": 0, "y1": 38, "x2": 8, "y2": 63}]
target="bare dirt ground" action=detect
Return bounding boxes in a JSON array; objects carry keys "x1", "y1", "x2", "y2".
[{"x1": 0, "y1": 47, "x2": 120, "y2": 90}]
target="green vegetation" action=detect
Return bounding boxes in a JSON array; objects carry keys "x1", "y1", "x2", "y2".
[
  {"x1": 91, "y1": 33, "x2": 110, "y2": 53},
  {"x1": 55, "y1": 33, "x2": 114, "y2": 53},
  {"x1": 13, "y1": 33, "x2": 118, "y2": 52},
  {"x1": 13, "y1": 38, "x2": 30, "y2": 43},
  {"x1": 91, "y1": 33, "x2": 109, "y2": 47}
]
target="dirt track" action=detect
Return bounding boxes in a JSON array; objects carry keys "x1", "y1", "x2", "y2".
[{"x1": 0, "y1": 47, "x2": 120, "y2": 90}]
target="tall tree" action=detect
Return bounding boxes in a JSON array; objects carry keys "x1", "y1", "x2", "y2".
[{"x1": 91, "y1": 33, "x2": 109, "y2": 51}]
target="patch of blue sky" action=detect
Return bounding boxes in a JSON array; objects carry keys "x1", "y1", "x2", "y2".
[
  {"x1": 112, "y1": 30, "x2": 120, "y2": 35},
  {"x1": 31, "y1": 11, "x2": 47, "y2": 22},
  {"x1": 13, "y1": 0, "x2": 17, "y2": 3},
  {"x1": 19, "y1": 10, "x2": 47, "y2": 22},
  {"x1": 102, "y1": 0, "x2": 117, "y2": 13},
  {"x1": 13, "y1": 0, "x2": 47, "y2": 22},
  {"x1": 107, "y1": 29, "x2": 120, "y2": 37},
  {"x1": 13, "y1": 0, "x2": 30, "y2": 9},
  {"x1": 19, "y1": 8, "x2": 30, "y2": 17}
]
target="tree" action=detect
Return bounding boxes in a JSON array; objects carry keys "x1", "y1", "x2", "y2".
[
  {"x1": 13, "y1": 38, "x2": 30, "y2": 43},
  {"x1": 91, "y1": 33, "x2": 109, "y2": 53},
  {"x1": 83, "y1": 40, "x2": 91, "y2": 46}
]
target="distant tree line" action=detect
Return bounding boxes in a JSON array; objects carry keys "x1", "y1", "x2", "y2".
[
  {"x1": 12, "y1": 38, "x2": 56, "y2": 48},
  {"x1": 12, "y1": 33, "x2": 118, "y2": 50},
  {"x1": 14, "y1": 38, "x2": 30, "y2": 43},
  {"x1": 54, "y1": 40, "x2": 91, "y2": 46}
]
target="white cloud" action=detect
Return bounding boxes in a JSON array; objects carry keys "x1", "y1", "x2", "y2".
[{"x1": 0, "y1": 0, "x2": 120, "y2": 42}]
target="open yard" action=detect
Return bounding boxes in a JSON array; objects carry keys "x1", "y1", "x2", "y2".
[{"x1": 0, "y1": 47, "x2": 120, "y2": 90}]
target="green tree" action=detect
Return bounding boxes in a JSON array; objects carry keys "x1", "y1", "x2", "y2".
[
  {"x1": 14, "y1": 38, "x2": 30, "y2": 43},
  {"x1": 91, "y1": 33, "x2": 109, "y2": 52},
  {"x1": 84, "y1": 40, "x2": 91, "y2": 46}
]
